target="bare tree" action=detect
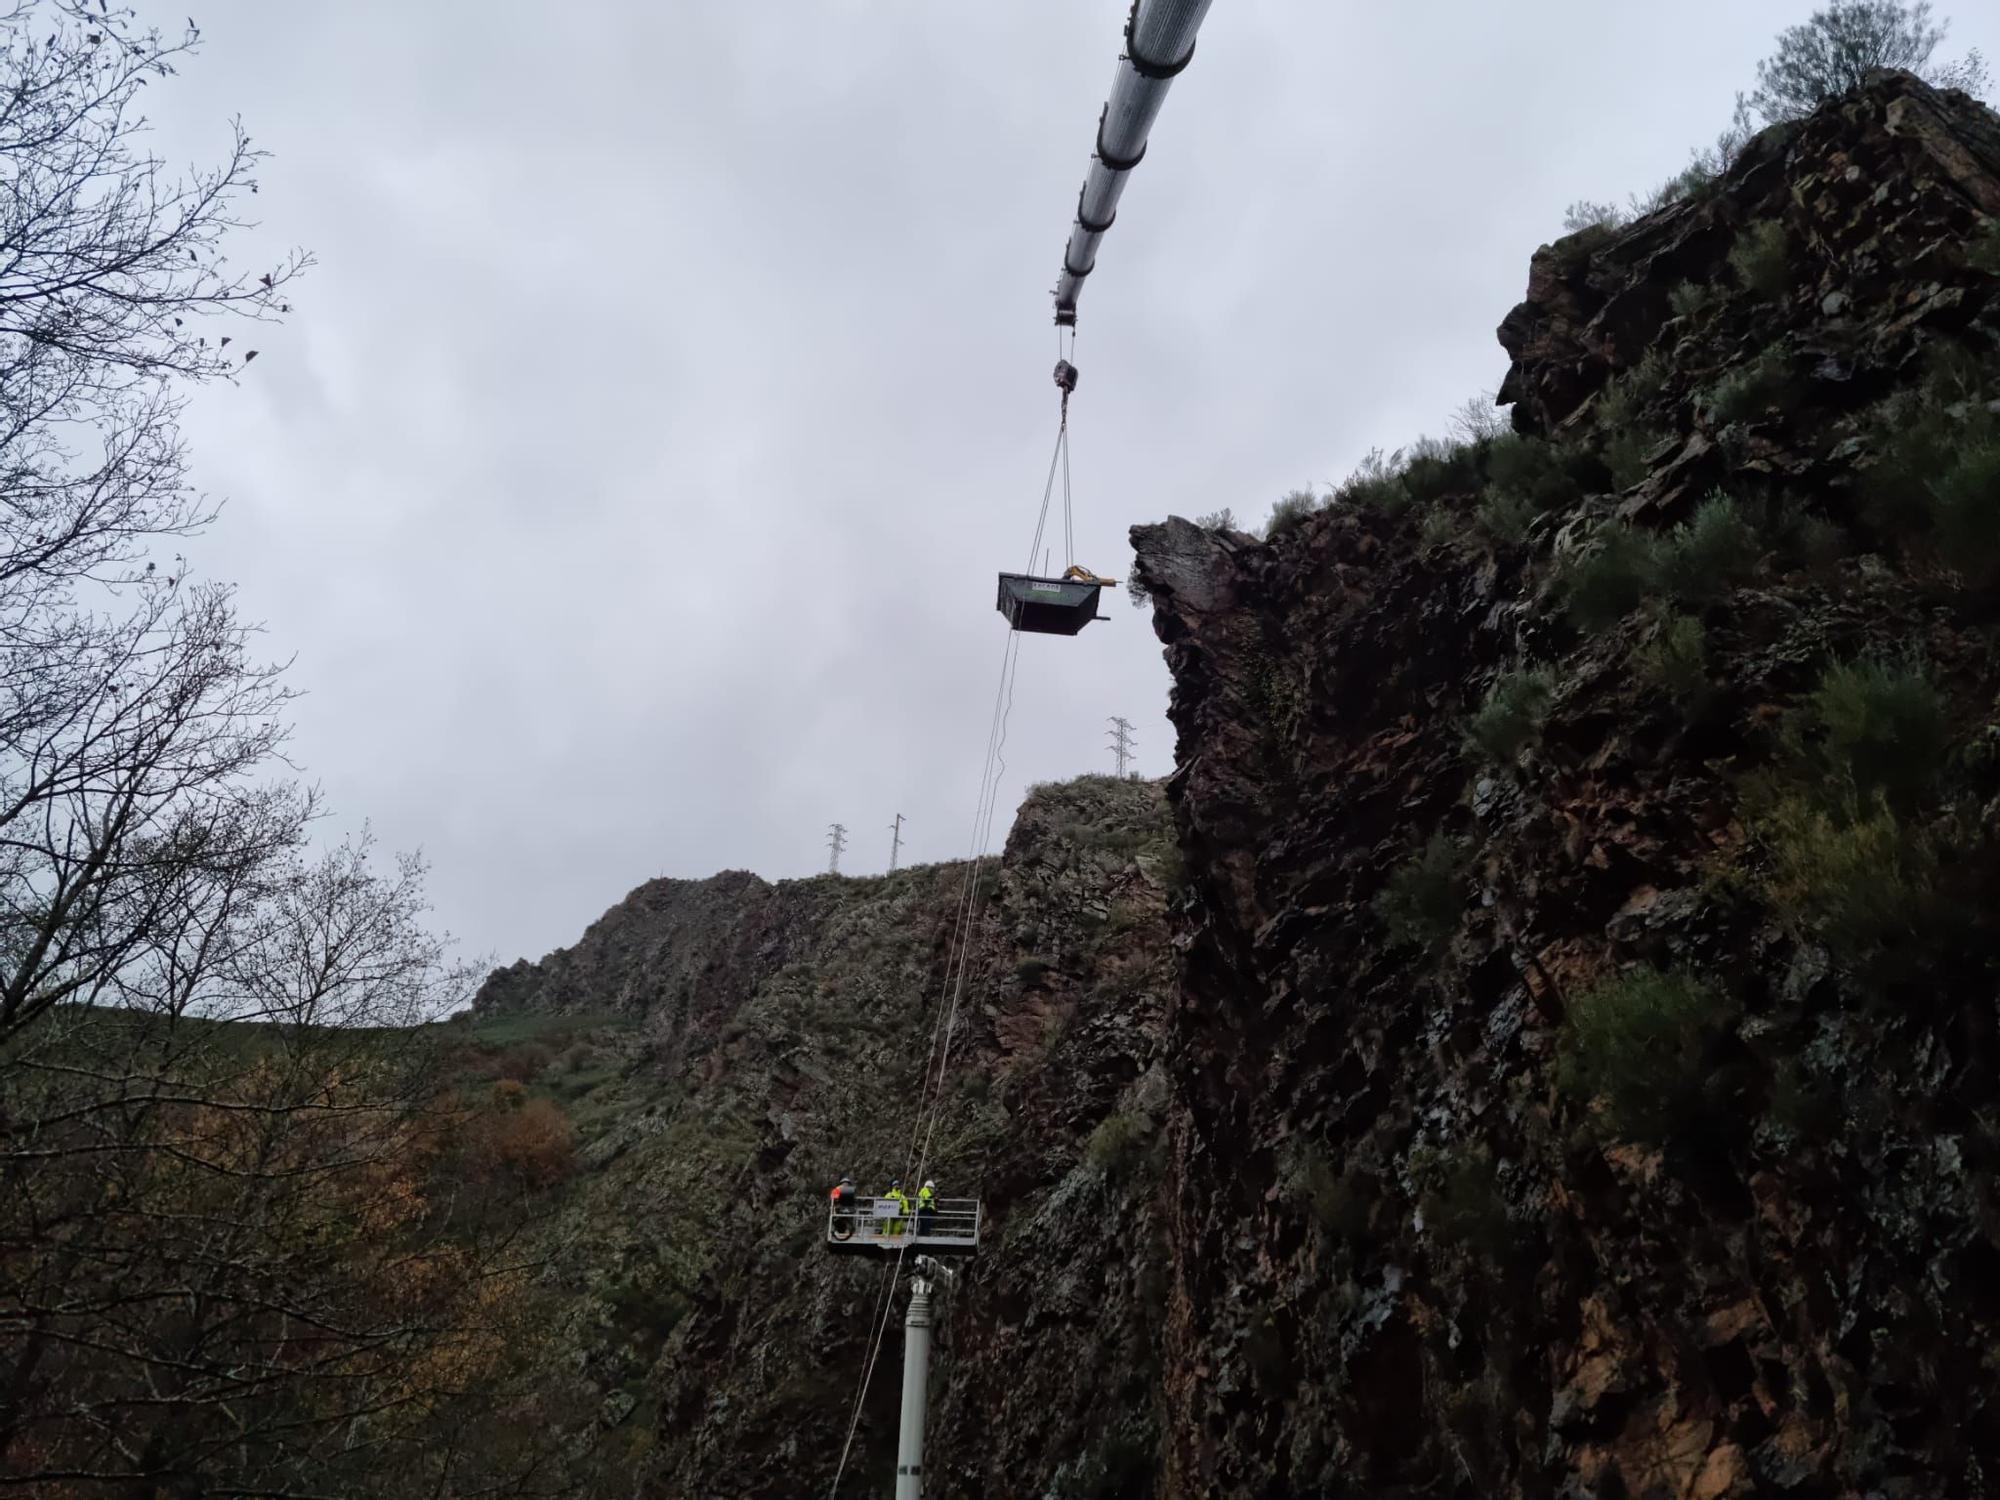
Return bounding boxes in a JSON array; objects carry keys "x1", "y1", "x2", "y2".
[
  {"x1": 0, "y1": 5, "x2": 607, "y2": 1492},
  {"x1": 1750, "y1": 2, "x2": 1990, "y2": 123},
  {"x1": 1562, "y1": 199, "x2": 1625, "y2": 235},
  {"x1": 0, "y1": 837, "x2": 599, "y2": 1496},
  {"x1": 0, "y1": 2, "x2": 308, "y2": 605},
  {"x1": 1449, "y1": 392, "x2": 1510, "y2": 444},
  {"x1": 0, "y1": 0, "x2": 316, "y2": 1054}
]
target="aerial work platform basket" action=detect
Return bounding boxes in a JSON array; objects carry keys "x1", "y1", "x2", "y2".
[
  {"x1": 996, "y1": 568, "x2": 1112, "y2": 636},
  {"x1": 826, "y1": 1196, "x2": 982, "y2": 1259}
]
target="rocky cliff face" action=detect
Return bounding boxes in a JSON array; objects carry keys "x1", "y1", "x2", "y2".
[
  {"x1": 480, "y1": 71, "x2": 2000, "y2": 1500},
  {"x1": 472, "y1": 776, "x2": 1182, "y2": 1498},
  {"x1": 1132, "y1": 70, "x2": 2000, "y2": 1500}
]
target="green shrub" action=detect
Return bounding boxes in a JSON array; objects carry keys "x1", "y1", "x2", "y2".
[
  {"x1": 1474, "y1": 489, "x2": 1537, "y2": 544},
  {"x1": 1280, "y1": 1142, "x2": 1373, "y2": 1240},
  {"x1": 1657, "y1": 492, "x2": 1759, "y2": 604},
  {"x1": 1761, "y1": 794, "x2": 1945, "y2": 965},
  {"x1": 1374, "y1": 833, "x2": 1466, "y2": 952},
  {"x1": 1669, "y1": 279, "x2": 1717, "y2": 320},
  {"x1": 1466, "y1": 668, "x2": 1556, "y2": 766},
  {"x1": 1603, "y1": 427, "x2": 1666, "y2": 490},
  {"x1": 1266, "y1": 488, "x2": 1322, "y2": 537},
  {"x1": 1084, "y1": 1107, "x2": 1156, "y2": 1180},
  {"x1": 1635, "y1": 614, "x2": 1713, "y2": 717},
  {"x1": 1857, "y1": 352, "x2": 2000, "y2": 572},
  {"x1": 1928, "y1": 431, "x2": 2000, "y2": 582},
  {"x1": 1967, "y1": 218, "x2": 2000, "y2": 276},
  {"x1": 1402, "y1": 435, "x2": 1480, "y2": 505},
  {"x1": 1559, "y1": 524, "x2": 1662, "y2": 631},
  {"x1": 1418, "y1": 1148, "x2": 1511, "y2": 1257},
  {"x1": 1485, "y1": 433, "x2": 1590, "y2": 513},
  {"x1": 1552, "y1": 217, "x2": 1622, "y2": 274},
  {"x1": 1860, "y1": 392, "x2": 1962, "y2": 535},
  {"x1": 1016, "y1": 956, "x2": 1052, "y2": 985},
  {"x1": 1418, "y1": 505, "x2": 1461, "y2": 551},
  {"x1": 1558, "y1": 966, "x2": 1735, "y2": 1144},
  {"x1": 1596, "y1": 355, "x2": 1672, "y2": 490},
  {"x1": 1195, "y1": 507, "x2": 1237, "y2": 530},
  {"x1": 1249, "y1": 651, "x2": 1306, "y2": 737},
  {"x1": 1596, "y1": 353, "x2": 1669, "y2": 429},
  {"x1": 1333, "y1": 447, "x2": 1410, "y2": 514},
  {"x1": 1802, "y1": 657, "x2": 1949, "y2": 810},
  {"x1": 1050, "y1": 1430, "x2": 1157, "y2": 1500},
  {"x1": 1728, "y1": 221, "x2": 1790, "y2": 299},
  {"x1": 1632, "y1": 161, "x2": 1716, "y2": 216},
  {"x1": 1791, "y1": 511, "x2": 1849, "y2": 572},
  {"x1": 1702, "y1": 349, "x2": 1800, "y2": 424}
]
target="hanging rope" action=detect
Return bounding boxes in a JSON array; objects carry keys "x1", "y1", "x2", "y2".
[
  {"x1": 1061, "y1": 403, "x2": 1075, "y2": 573},
  {"x1": 827, "y1": 606, "x2": 1028, "y2": 1499},
  {"x1": 827, "y1": 354, "x2": 1078, "y2": 1496},
  {"x1": 1025, "y1": 410, "x2": 1067, "y2": 577}
]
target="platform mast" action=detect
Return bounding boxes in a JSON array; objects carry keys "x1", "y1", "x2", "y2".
[{"x1": 892, "y1": 1258, "x2": 953, "y2": 1498}]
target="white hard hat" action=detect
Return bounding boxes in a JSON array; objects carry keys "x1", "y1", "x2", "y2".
[{"x1": 923, "y1": 1179, "x2": 935, "y2": 1190}]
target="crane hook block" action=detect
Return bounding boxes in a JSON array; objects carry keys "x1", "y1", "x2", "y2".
[{"x1": 1053, "y1": 359, "x2": 1079, "y2": 394}]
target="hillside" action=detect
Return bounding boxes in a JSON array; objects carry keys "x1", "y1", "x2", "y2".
[{"x1": 473, "y1": 69, "x2": 2000, "y2": 1499}]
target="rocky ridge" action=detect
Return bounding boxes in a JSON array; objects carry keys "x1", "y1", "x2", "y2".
[{"x1": 1133, "y1": 69, "x2": 2000, "y2": 1500}]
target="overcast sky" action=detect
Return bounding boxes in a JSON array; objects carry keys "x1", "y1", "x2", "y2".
[{"x1": 145, "y1": 0, "x2": 1999, "y2": 972}]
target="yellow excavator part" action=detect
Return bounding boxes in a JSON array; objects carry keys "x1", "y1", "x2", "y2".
[{"x1": 1062, "y1": 563, "x2": 1118, "y2": 586}]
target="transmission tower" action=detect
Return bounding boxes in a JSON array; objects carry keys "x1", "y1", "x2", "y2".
[
  {"x1": 826, "y1": 823, "x2": 848, "y2": 874},
  {"x1": 888, "y1": 813, "x2": 906, "y2": 872},
  {"x1": 1107, "y1": 716, "x2": 1137, "y2": 778}
]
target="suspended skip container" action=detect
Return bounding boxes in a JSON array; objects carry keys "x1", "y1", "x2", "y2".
[{"x1": 995, "y1": 568, "x2": 1113, "y2": 637}]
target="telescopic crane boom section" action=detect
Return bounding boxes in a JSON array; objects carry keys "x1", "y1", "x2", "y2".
[{"x1": 1053, "y1": 0, "x2": 1217, "y2": 327}]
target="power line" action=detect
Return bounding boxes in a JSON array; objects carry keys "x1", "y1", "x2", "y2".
[
  {"x1": 1106, "y1": 716, "x2": 1136, "y2": 778},
  {"x1": 888, "y1": 813, "x2": 906, "y2": 872},
  {"x1": 826, "y1": 823, "x2": 847, "y2": 874}
]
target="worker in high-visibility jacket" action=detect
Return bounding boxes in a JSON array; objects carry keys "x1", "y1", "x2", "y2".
[
  {"x1": 829, "y1": 1177, "x2": 858, "y2": 1240},
  {"x1": 916, "y1": 1179, "x2": 936, "y2": 1237},
  {"x1": 883, "y1": 1180, "x2": 910, "y2": 1237}
]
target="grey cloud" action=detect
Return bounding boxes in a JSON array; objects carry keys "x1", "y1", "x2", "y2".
[{"x1": 146, "y1": 0, "x2": 1998, "y2": 965}]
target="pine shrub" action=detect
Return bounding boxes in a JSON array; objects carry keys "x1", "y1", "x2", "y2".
[
  {"x1": 1728, "y1": 221, "x2": 1790, "y2": 298},
  {"x1": 1560, "y1": 524, "x2": 1661, "y2": 631},
  {"x1": 1657, "y1": 492, "x2": 1759, "y2": 604},
  {"x1": 1466, "y1": 668, "x2": 1556, "y2": 766},
  {"x1": 1374, "y1": 833, "x2": 1466, "y2": 952},
  {"x1": 1558, "y1": 966, "x2": 1734, "y2": 1144}
]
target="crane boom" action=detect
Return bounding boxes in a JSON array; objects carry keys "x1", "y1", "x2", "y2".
[{"x1": 1052, "y1": 0, "x2": 1216, "y2": 327}]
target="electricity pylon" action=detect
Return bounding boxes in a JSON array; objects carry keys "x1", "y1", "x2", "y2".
[
  {"x1": 1107, "y1": 716, "x2": 1137, "y2": 778},
  {"x1": 827, "y1": 823, "x2": 848, "y2": 874}
]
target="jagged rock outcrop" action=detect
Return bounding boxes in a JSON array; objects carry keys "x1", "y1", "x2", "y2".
[
  {"x1": 1500, "y1": 71, "x2": 2000, "y2": 445},
  {"x1": 476, "y1": 869, "x2": 773, "y2": 1018},
  {"x1": 1133, "y1": 69, "x2": 2000, "y2": 1500}
]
